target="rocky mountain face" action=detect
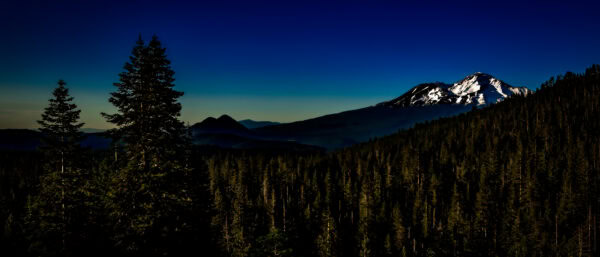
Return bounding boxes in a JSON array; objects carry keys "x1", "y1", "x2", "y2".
[{"x1": 378, "y1": 72, "x2": 531, "y2": 107}]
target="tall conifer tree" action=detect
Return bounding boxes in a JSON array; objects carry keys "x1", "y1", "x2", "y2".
[
  {"x1": 102, "y1": 35, "x2": 192, "y2": 255},
  {"x1": 38, "y1": 80, "x2": 85, "y2": 164},
  {"x1": 33, "y1": 79, "x2": 84, "y2": 254}
]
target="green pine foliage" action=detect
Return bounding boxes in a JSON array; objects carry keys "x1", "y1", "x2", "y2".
[
  {"x1": 37, "y1": 80, "x2": 84, "y2": 155},
  {"x1": 101, "y1": 35, "x2": 195, "y2": 255},
  {"x1": 27, "y1": 80, "x2": 99, "y2": 256}
]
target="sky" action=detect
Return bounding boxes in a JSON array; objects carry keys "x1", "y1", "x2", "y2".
[{"x1": 1, "y1": 0, "x2": 600, "y2": 129}]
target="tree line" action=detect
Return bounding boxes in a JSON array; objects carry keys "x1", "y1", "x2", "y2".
[{"x1": 1, "y1": 36, "x2": 599, "y2": 256}]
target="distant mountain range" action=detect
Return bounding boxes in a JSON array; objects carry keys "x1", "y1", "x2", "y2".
[
  {"x1": 188, "y1": 115, "x2": 321, "y2": 151},
  {"x1": 188, "y1": 72, "x2": 531, "y2": 150},
  {"x1": 0, "y1": 129, "x2": 111, "y2": 151},
  {"x1": 191, "y1": 115, "x2": 249, "y2": 136},
  {"x1": 0, "y1": 73, "x2": 531, "y2": 151},
  {"x1": 238, "y1": 119, "x2": 281, "y2": 129}
]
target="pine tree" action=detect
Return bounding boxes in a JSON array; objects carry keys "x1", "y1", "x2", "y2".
[
  {"x1": 317, "y1": 209, "x2": 337, "y2": 257},
  {"x1": 102, "y1": 35, "x2": 188, "y2": 162},
  {"x1": 447, "y1": 183, "x2": 463, "y2": 256},
  {"x1": 391, "y1": 204, "x2": 406, "y2": 253},
  {"x1": 32, "y1": 79, "x2": 85, "y2": 255},
  {"x1": 102, "y1": 35, "x2": 192, "y2": 255},
  {"x1": 358, "y1": 186, "x2": 372, "y2": 257},
  {"x1": 38, "y1": 80, "x2": 85, "y2": 153}
]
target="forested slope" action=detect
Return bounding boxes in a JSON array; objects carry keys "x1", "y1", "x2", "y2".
[
  {"x1": 203, "y1": 65, "x2": 600, "y2": 256},
  {"x1": 2, "y1": 65, "x2": 600, "y2": 257}
]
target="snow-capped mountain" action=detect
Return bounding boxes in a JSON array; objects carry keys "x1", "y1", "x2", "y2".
[
  {"x1": 379, "y1": 72, "x2": 531, "y2": 107},
  {"x1": 186, "y1": 73, "x2": 532, "y2": 150}
]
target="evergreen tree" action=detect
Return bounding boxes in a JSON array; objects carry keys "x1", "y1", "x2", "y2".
[
  {"x1": 102, "y1": 35, "x2": 192, "y2": 255},
  {"x1": 31, "y1": 79, "x2": 85, "y2": 255},
  {"x1": 391, "y1": 204, "x2": 406, "y2": 254},
  {"x1": 37, "y1": 80, "x2": 85, "y2": 169},
  {"x1": 316, "y1": 209, "x2": 337, "y2": 257}
]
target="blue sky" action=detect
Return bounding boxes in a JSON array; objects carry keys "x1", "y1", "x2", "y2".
[{"x1": 1, "y1": 0, "x2": 600, "y2": 129}]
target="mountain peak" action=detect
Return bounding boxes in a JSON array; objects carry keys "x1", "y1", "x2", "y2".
[
  {"x1": 470, "y1": 71, "x2": 490, "y2": 76},
  {"x1": 379, "y1": 73, "x2": 532, "y2": 107},
  {"x1": 217, "y1": 114, "x2": 236, "y2": 123},
  {"x1": 460, "y1": 72, "x2": 498, "y2": 83},
  {"x1": 191, "y1": 115, "x2": 248, "y2": 133}
]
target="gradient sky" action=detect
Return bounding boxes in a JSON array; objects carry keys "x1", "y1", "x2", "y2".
[{"x1": 1, "y1": 0, "x2": 600, "y2": 129}]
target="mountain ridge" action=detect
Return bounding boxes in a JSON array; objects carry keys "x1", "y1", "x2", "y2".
[
  {"x1": 238, "y1": 119, "x2": 281, "y2": 129},
  {"x1": 378, "y1": 72, "x2": 531, "y2": 107},
  {"x1": 190, "y1": 115, "x2": 248, "y2": 135},
  {"x1": 0, "y1": 73, "x2": 533, "y2": 151}
]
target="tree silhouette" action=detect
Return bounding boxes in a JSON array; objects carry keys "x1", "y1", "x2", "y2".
[
  {"x1": 31, "y1": 79, "x2": 85, "y2": 255},
  {"x1": 102, "y1": 35, "x2": 192, "y2": 255}
]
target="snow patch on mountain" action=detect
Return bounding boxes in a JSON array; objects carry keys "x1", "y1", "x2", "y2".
[{"x1": 379, "y1": 72, "x2": 532, "y2": 107}]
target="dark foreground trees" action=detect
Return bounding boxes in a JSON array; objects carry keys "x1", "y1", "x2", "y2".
[
  {"x1": 27, "y1": 80, "x2": 95, "y2": 255},
  {"x1": 101, "y1": 35, "x2": 199, "y2": 255}
]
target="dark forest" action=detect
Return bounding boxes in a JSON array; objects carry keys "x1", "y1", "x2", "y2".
[{"x1": 1, "y1": 37, "x2": 600, "y2": 257}]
